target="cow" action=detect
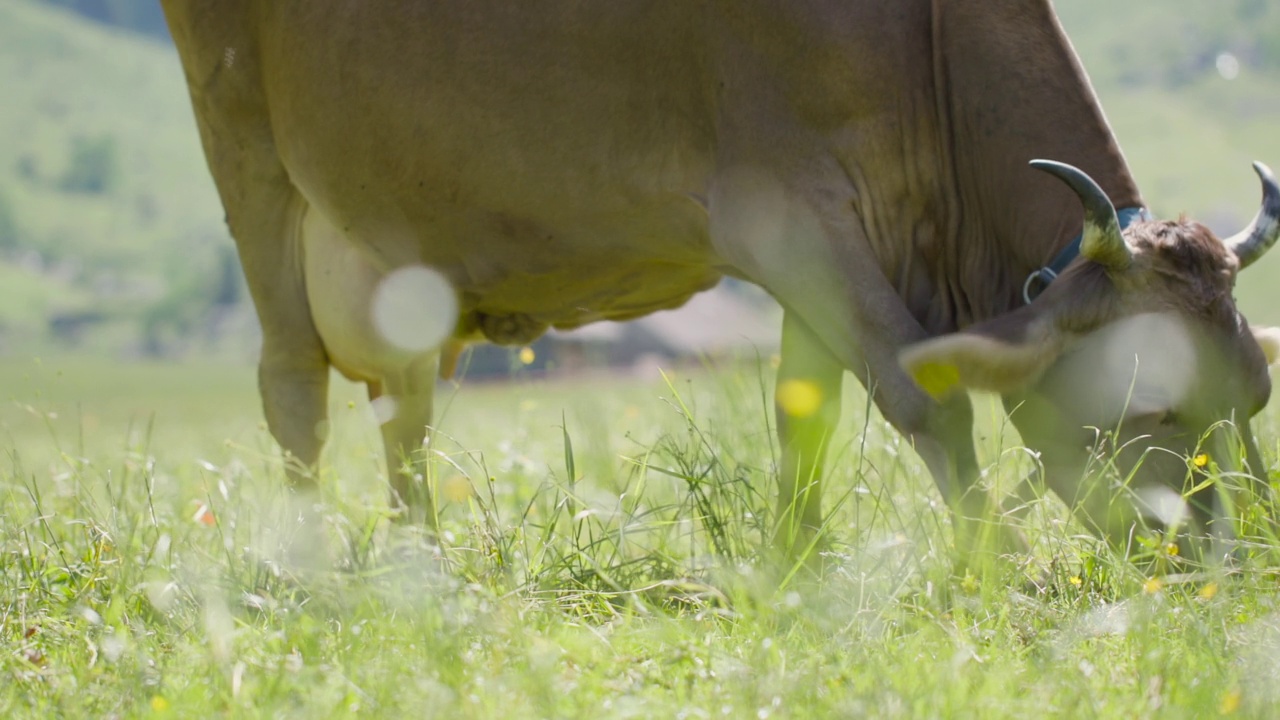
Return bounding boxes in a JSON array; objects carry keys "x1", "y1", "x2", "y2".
[{"x1": 159, "y1": 0, "x2": 1280, "y2": 562}]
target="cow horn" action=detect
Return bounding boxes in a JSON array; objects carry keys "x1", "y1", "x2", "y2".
[
  {"x1": 1030, "y1": 159, "x2": 1132, "y2": 272},
  {"x1": 1225, "y1": 162, "x2": 1280, "y2": 270}
]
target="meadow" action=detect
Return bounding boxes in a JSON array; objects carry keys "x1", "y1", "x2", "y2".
[
  {"x1": 3, "y1": 357, "x2": 1280, "y2": 718},
  {"x1": 5, "y1": 1, "x2": 1280, "y2": 717}
]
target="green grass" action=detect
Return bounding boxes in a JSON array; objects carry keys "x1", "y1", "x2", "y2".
[{"x1": 3, "y1": 358, "x2": 1280, "y2": 718}]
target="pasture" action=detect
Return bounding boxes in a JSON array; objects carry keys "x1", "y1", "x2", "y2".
[{"x1": 3, "y1": 358, "x2": 1279, "y2": 718}]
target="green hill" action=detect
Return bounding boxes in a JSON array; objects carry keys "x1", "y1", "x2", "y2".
[
  {"x1": 2, "y1": 0, "x2": 1280, "y2": 355},
  {"x1": 0, "y1": 0, "x2": 232, "y2": 352},
  {"x1": 1055, "y1": 0, "x2": 1280, "y2": 321}
]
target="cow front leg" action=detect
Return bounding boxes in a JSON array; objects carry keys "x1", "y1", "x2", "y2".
[
  {"x1": 774, "y1": 310, "x2": 844, "y2": 555},
  {"x1": 889, "y1": 393, "x2": 989, "y2": 564},
  {"x1": 373, "y1": 353, "x2": 440, "y2": 525},
  {"x1": 710, "y1": 163, "x2": 984, "y2": 565}
]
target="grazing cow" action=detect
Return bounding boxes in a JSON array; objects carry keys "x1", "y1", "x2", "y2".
[{"x1": 160, "y1": 0, "x2": 1279, "y2": 557}]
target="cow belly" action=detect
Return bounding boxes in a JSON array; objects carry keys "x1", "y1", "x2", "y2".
[
  {"x1": 301, "y1": 207, "x2": 439, "y2": 384},
  {"x1": 297, "y1": 191, "x2": 724, "y2": 333}
]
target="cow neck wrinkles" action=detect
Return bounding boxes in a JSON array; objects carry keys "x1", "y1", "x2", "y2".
[{"x1": 929, "y1": 0, "x2": 1143, "y2": 331}]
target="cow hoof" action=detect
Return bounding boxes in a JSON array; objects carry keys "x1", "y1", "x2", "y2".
[{"x1": 477, "y1": 312, "x2": 547, "y2": 346}]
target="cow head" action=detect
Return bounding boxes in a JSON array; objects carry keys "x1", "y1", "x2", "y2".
[{"x1": 901, "y1": 161, "x2": 1280, "y2": 555}]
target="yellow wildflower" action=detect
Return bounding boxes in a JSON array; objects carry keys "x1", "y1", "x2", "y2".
[
  {"x1": 1220, "y1": 688, "x2": 1241, "y2": 714},
  {"x1": 776, "y1": 379, "x2": 822, "y2": 418}
]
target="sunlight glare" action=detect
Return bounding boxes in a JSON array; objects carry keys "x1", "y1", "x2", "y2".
[{"x1": 372, "y1": 265, "x2": 458, "y2": 352}]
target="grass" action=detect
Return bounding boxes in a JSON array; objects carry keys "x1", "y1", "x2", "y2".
[
  {"x1": 5, "y1": 5, "x2": 1280, "y2": 714},
  {"x1": 3, "y1": 358, "x2": 1280, "y2": 718}
]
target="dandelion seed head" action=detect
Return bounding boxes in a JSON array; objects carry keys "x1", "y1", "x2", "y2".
[
  {"x1": 101, "y1": 632, "x2": 126, "y2": 663},
  {"x1": 1075, "y1": 602, "x2": 1130, "y2": 637}
]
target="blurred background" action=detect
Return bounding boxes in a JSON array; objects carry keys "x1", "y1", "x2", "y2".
[{"x1": 1, "y1": 0, "x2": 1279, "y2": 376}]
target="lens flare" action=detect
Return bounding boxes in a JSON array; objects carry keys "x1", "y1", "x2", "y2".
[{"x1": 371, "y1": 265, "x2": 458, "y2": 352}]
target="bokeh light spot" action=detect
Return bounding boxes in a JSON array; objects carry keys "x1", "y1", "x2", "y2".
[
  {"x1": 1217, "y1": 52, "x2": 1240, "y2": 80},
  {"x1": 372, "y1": 265, "x2": 457, "y2": 352},
  {"x1": 1135, "y1": 486, "x2": 1189, "y2": 529},
  {"x1": 441, "y1": 475, "x2": 472, "y2": 502},
  {"x1": 371, "y1": 396, "x2": 398, "y2": 426}
]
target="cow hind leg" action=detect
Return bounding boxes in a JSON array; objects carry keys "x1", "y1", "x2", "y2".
[
  {"x1": 160, "y1": 21, "x2": 332, "y2": 563},
  {"x1": 371, "y1": 354, "x2": 441, "y2": 525},
  {"x1": 232, "y1": 191, "x2": 332, "y2": 494}
]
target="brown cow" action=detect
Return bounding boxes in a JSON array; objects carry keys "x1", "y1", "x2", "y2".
[{"x1": 159, "y1": 0, "x2": 1279, "y2": 560}]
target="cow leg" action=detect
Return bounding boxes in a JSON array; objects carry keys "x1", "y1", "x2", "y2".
[
  {"x1": 709, "y1": 167, "x2": 981, "y2": 563},
  {"x1": 211, "y1": 172, "x2": 329, "y2": 490},
  {"x1": 774, "y1": 310, "x2": 844, "y2": 554},
  {"x1": 876, "y1": 375, "x2": 987, "y2": 564},
  {"x1": 247, "y1": 193, "x2": 332, "y2": 491},
  {"x1": 777, "y1": 296, "x2": 985, "y2": 563},
  {"x1": 372, "y1": 353, "x2": 441, "y2": 525},
  {"x1": 161, "y1": 27, "x2": 333, "y2": 491}
]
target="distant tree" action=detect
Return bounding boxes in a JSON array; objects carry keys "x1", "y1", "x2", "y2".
[
  {"x1": 211, "y1": 245, "x2": 243, "y2": 308},
  {"x1": 0, "y1": 191, "x2": 17, "y2": 251},
  {"x1": 41, "y1": 0, "x2": 169, "y2": 39},
  {"x1": 139, "y1": 241, "x2": 246, "y2": 357},
  {"x1": 59, "y1": 135, "x2": 119, "y2": 195},
  {"x1": 15, "y1": 155, "x2": 39, "y2": 183}
]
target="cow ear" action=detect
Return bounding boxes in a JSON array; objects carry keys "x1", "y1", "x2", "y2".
[
  {"x1": 1254, "y1": 326, "x2": 1280, "y2": 366},
  {"x1": 899, "y1": 313, "x2": 1063, "y2": 399}
]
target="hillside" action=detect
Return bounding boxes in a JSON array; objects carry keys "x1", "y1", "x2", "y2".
[
  {"x1": 1055, "y1": 0, "x2": 1280, "y2": 319},
  {"x1": 2, "y1": 0, "x2": 1280, "y2": 356},
  {"x1": 0, "y1": 0, "x2": 233, "y2": 353}
]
